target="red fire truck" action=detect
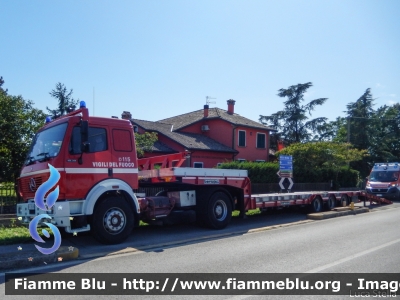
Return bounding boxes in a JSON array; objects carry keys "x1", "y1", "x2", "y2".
[{"x1": 16, "y1": 102, "x2": 391, "y2": 244}]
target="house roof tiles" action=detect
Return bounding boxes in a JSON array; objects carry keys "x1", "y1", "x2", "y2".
[
  {"x1": 159, "y1": 107, "x2": 275, "y2": 131},
  {"x1": 133, "y1": 119, "x2": 237, "y2": 153}
]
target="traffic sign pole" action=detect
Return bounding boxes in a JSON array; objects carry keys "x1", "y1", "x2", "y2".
[{"x1": 278, "y1": 155, "x2": 294, "y2": 192}]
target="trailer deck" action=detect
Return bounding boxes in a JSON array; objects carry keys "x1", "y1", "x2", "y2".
[{"x1": 248, "y1": 190, "x2": 392, "y2": 211}]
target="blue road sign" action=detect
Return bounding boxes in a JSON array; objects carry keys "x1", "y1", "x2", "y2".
[{"x1": 279, "y1": 155, "x2": 293, "y2": 171}]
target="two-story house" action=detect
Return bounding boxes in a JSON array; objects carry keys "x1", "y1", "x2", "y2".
[{"x1": 122, "y1": 100, "x2": 275, "y2": 168}]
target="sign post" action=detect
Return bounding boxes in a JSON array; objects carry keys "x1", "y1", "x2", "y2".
[{"x1": 278, "y1": 155, "x2": 294, "y2": 192}]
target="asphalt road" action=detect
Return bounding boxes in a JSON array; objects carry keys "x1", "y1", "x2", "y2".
[{"x1": 1, "y1": 204, "x2": 399, "y2": 299}]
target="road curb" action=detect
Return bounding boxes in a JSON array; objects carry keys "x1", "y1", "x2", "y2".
[
  {"x1": 0, "y1": 246, "x2": 79, "y2": 272},
  {"x1": 57, "y1": 246, "x2": 80, "y2": 261},
  {"x1": 307, "y1": 207, "x2": 370, "y2": 220},
  {"x1": 0, "y1": 250, "x2": 56, "y2": 272}
]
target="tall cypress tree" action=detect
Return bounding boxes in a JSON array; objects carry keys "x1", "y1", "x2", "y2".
[{"x1": 345, "y1": 88, "x2": 376, "y2": 176}]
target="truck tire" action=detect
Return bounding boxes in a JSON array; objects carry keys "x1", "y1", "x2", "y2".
[
  {"x1": 325, "y1": 195, "x2": 336, "y2": 210},
  {"x1": 204, "y1": 192, "x2": 232, "y2": 229},
  {"x1": 310, "y1": 196, "x2": 323, "y2": 213},
  {"x1": 91, "y1": 196, "x2": 134, "y2": 244},
  {"x1": 340, "y1": 195, "x2": 349, "y2": 207}
]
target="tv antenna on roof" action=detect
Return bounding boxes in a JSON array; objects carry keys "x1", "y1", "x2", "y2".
[{"x1": 206, "y1": 96, "x2": 216, "y2": 105}]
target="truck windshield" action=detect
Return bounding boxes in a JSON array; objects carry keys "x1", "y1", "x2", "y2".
[
  {"x1": 369, "y1": 171, "x2": 399, "y2": 182},
  {"x1": 25, "y1": 122, "x2": 68, "y2": 165}
]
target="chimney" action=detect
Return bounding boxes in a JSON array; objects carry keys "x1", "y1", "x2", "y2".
[
  {"x1": 203, "y1": 105, "x2": 209, "y2": 118},
  {"x1": 227, "y1": 99, "x2": 236, "y2": 115},
  {"x1": 121, "y1": 111, "x2": 132, "y2": 120}
]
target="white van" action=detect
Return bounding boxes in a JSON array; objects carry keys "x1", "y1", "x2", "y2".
[{"x1": 366, "y1": 163, "x2": 400, "y2": 201}]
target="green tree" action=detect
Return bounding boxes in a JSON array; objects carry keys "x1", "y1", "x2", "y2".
[
  {"x1": 276, "y1": 141, "x2": 367, "y2": 172},
  {"x1": 369, "y1": 103, "x2": 400, "y2": 162},
  {"x1": 0, "y1": 80, "x2": 46, "y2": 182},
  {"x1": 345, "y1": 88, "x2": 376, "y2": 149},
  {"x1": 135, "y1": 132, "x2": 158, "y2": 157},
  {"x1": 276, "y1": 141, "x2": 367, "y2": 186},
  {"x1": 343, "y1": 88, "x2": 377, "y2": 176},
  {"x1": 0, "y1": 76, "x2": 7, "y2": 95},
  {"x1": 47, "y1": 82, "x2": 79, "y2": 119},
  {"x1": 259, "y1": 82, "x2": 328, "y2": 145},
  {"x1": 312, "y1": 117, "x2": 346, "y2": 142}
]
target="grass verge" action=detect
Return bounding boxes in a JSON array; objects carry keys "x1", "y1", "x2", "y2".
[{"x1": 0, "y1": 223, "x2": 54, "y2": 246}]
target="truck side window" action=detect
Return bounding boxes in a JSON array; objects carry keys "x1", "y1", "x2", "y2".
[
  {"x1": 112, "y1": 129, "x2": 133, "y2": 152},
  {"x1": 69, "y1": 127, "x2": 108, "y2": 154}
]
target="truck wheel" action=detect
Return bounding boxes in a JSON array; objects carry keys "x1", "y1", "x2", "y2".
[
  {"x1": 396, "y1": 190, "x2": 400, "y2": 202},
  {"x1": 204, "y1": 192, "x2": 232, "y2": 229},
  {"x1": 92, "y1": 197, "x2": 134, "y2": 244},
  {"x1": 340, "y1": 195, "x2": 349, "y2": 207},
  {"x1": 326, "y1": 195, "x2": 336, "y2": 210},
  {"x1": 310, "y1": 196, "x2": 323, "y2": 213}
]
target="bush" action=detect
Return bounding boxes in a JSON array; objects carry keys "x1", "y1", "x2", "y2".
[{"x1": 218, "y1": 161, "x2": 359, "y2": 188}]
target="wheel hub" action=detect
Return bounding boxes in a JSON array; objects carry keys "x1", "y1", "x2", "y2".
[
  {"x1": 215, "y1": 205, "x2": 223, "y2": 216},
  {"x1": 104, "y1": 209, "x2": 125, "y2": 234},
  {"x1": 214, "y1": 200, "x2": 227, "y2": 221}
]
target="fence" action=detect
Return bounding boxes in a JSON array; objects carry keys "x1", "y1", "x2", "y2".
[{"x1": 0, "y1": 183, "x2": 18, "y2": 214}]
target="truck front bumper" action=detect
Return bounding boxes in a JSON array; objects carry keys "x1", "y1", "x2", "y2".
[{"x1": 16, "y1": 200, "x2": 90, "y2": 233}]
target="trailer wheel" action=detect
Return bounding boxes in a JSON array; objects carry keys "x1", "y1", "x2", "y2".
[
  {"x1": 204, "y1": 192, "x2": 232, "y2": 229},
  {"x1": 310, "y1": 196, "x2": 323, "y2": 213},
  {"x1": 92, "y1": 196, "x2": 134, "y2": 244},
  {"x1": 326, "y1": 195, "x2": 336, "y2": 210},
  {"x1": 340, "y1": 195, "x2": 349, "y2": 207}
]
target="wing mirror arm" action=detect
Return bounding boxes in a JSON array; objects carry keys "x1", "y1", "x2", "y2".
[{"x1": 78, "y1": 120, "x2": 90, "y2": 164}]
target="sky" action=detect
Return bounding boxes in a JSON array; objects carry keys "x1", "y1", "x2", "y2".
[{"x1": 1, "y1": 0, "x2": 399, "y2": 124}]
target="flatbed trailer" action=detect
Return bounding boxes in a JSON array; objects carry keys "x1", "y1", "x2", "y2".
[{"x1": 136, "y1": 154, "x2": 392, "y2": 221}]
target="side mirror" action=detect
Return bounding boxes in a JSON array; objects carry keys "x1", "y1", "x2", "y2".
[
  {"x1": 82, "y1": 141, "x2": 90, "y2": 153},
  {"x1": 80, "y1": 120, "x2": 89, "y2": 152}
]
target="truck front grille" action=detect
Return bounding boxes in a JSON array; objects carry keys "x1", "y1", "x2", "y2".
[{"x1": 20, "y1": 176, "x2": 44, "y2": 197}]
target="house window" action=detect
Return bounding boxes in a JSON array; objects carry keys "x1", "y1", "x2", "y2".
[
  {"x1": 238, "y1": 130, "x2": 246, "y2": 147},
  {"x1": 256, "y1": 133, "x2": 266, "y2": 148},
  {"x1": 193, "y1": 162, "x2": 203, "y2": 168},
  {"x1": 237, "y1": 158, "x2": 246, "y2": 163}
]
